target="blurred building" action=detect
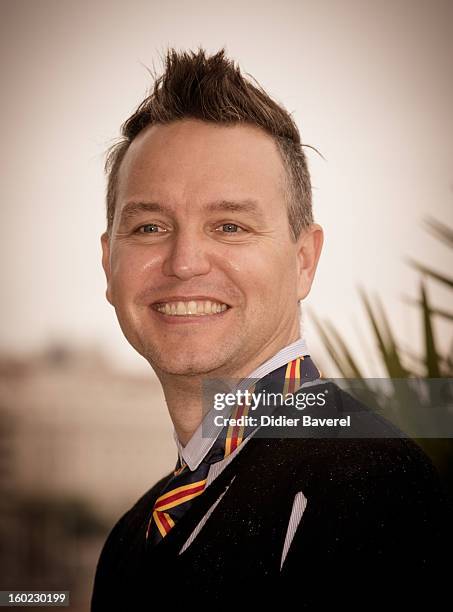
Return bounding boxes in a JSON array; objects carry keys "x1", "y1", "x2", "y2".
[
  {"x1": 0, "y1": 344, "x2": 174, "y2": 610},
  {"x1": 0, "y1": 344, "x2": 174, "y2": 519}
]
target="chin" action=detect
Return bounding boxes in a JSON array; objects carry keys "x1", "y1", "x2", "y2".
[
  {"x1": 151, "y1": 360, "x2": 222, "y2": 377},
  {"x1": 142, "y1": 347, "x2": 226, "y2": 377}
]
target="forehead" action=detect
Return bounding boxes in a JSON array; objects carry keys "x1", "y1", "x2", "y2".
[{"x1": 116, "y1": 119, "x2": 287, "y2": 214}]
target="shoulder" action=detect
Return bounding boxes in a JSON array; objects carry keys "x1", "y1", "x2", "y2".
[
  {"x1": 277, "y1": 415, "x2": 451, "y2": 595},
  {"x1": 266, "y1": 433, "x2": 443, "y2": 501},
  {"x1": 264, "y1": 379, "x2": 448, "y2": 501},
  {"x1": 290, "y1": 379, "x2": 439, "y2": 474},
  {"x1": 91, "y1": 471, "x2": 172, "y2": 610},
  {"x1": 277, "y1": 386, "x2": 452, "y2": 564},
  {"x1": 102, "y1": 470, "x2": 172, "y2": 550}
]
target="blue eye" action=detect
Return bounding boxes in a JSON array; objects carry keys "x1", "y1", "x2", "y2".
[
  {"x1": 139, "y1": 224, "x2": 162, "y2": 233},
  {"x1": 221, "y1": 223, "x2": 240, "y2": 233}
]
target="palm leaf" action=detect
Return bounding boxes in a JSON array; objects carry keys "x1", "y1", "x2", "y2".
[
  {"x1": 406, "y1": 259, "x2": 453, "y2": 290},
  {"x1": 423, "y1": 216, "x2": 453, "y2": 248},
  {"x1": 358, "y1": 287, "x2": 409, "y2": 378},
  {"x1": 323, "y1": 320, "x2": 365, "y2": 379},
  {"x1": 309, "y1": 310, "x2": 357, "y2": 378},
  {"x1": 420, "y1": 280, "x2": 442, "y2": 377},
  {"x1": 402, "y1": 295, "x2": 453, "y2": 322},
  {"x1": 373, "y1": 294, "x2": 410, "y2": 378}
]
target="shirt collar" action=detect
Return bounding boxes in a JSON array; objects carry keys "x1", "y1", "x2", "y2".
[{"x1": 173, "y1": 336, "x2": 311, "y2": 471}]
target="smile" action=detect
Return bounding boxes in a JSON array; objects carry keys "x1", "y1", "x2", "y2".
[{"x1": 152, "y1": 300, "x2": 229, "y2": 316}]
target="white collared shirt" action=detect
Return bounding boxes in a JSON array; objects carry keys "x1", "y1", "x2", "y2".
[
  {"x1": 172, "y1": 336, "x2": 315, "y2": 568},
  {"x1": 173, "y1": 336, "x2": 309, "y2": 470}
]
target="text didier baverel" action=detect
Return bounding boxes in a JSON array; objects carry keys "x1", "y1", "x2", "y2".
[{"x1": 213, "y1": 414, "x2": 351, "y2": 427}]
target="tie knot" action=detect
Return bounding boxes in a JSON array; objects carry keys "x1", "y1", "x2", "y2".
[{"x1": 204, "y1": 440, "x2": 226, "y2": 465}]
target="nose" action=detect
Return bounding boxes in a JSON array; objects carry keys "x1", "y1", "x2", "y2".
[{"x1": 162, "y1": 227, "x2": 211, "y2": 280}]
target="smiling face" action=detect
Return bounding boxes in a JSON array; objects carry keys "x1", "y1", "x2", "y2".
[{"x1": 101, "y1": 119, "x2": 323, "y2": 379}]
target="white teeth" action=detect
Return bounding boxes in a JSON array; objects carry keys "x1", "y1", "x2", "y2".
[
  {"x1": 155, "y1": 300, "x2": 229, "y2": 316},
  {"x1": 176, "y1": 302, "x2": 186, "y2": 315},
  {"x1": 187, "y1": 301, "x2": 197, "y2": 315}
]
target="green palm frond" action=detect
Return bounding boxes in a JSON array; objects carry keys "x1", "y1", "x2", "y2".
[
  {"x1": 311, "y1": 216, "x2": 453, "y2": 479},
  {"x1": 420, "y1": 280, "x2": 442, "y2": 378},
  {"x1": 309, "y1": 310, "x2": 361, "y2": 378},
  {"x1": 313, "y1": 218, "x2": 452, "y2": 380},
  {"x1": 402, "y1": 295, "x2": 453, "y2": 323},
  {"x1": 323, "y1": 320, "x2": 365, "y2": 378},
  {"x1": 358, "y1": 288, "x2": 409, "y2": 378},
  {"x1": 423, "y1": 217, "x2": 453, "y2": 248},
  {"x1": 406, "y1": 260, "x2": 453, "y2": 290}
]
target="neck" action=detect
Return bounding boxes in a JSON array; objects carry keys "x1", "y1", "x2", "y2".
[{"x1": 153, "y1": 324, "x2": 301, "y2": 447}]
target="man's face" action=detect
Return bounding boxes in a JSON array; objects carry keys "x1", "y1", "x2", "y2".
[{"x1": 102, "y1": 119, "x2": 323, "y2": 378}]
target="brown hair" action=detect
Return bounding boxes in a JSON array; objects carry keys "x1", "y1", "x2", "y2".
[{"x1": 105, "y1": 47, "x2": 317, "y2": 240}]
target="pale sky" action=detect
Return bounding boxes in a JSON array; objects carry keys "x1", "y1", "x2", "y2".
[{"x1": 1, "y1": 0, "x2": 452, "y2": 376}]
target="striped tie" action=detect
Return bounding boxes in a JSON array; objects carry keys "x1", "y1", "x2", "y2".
[
  {"x1": 146, "y1": 355, "x2": 320, "y2": 545},
  {"x1": 145, "y1": 389, "x2": 255, "y2": 545}
]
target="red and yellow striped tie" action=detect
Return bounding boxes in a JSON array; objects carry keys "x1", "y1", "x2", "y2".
[
  {"x1": 146, "y1": 386, "x2": 255, "y2": 543},
  {"x1": 146, "y1": 355, "x2": 320, "y2": 544}
]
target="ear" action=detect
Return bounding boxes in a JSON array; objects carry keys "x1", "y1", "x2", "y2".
[
  {"x1": 296, "y1": 223, "x2": 324, "y2": 301},
  {"x1": 101, "y1": 232, "x2": 114, "y2": 306}
]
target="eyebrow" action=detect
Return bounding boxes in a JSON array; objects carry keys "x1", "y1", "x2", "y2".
[
  {"x1": 119, "y1": 199, "x2": 262, "y2": 224},
  {"x1": 119, "y1": 202, "x2": 164, "y2": 224}
]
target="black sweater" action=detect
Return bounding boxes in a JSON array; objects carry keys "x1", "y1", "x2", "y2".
[{"x1": 91, "y1": 383, "x2": 452, "y2": 609}]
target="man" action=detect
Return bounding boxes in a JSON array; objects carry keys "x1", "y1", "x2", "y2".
[{"x1": 91, "y1": 48, "x2": 449, "y2": 608}]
